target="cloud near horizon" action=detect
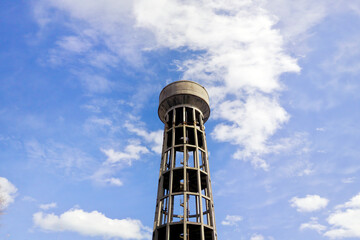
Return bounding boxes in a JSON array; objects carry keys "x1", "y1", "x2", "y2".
[
  {"x1": 324, "y1": 192, "x2": 360, "y2": 238},
  {"x1": 33, "y1": 208, "x2": 151, "y2": 239},
  {"x1": 298, "y1": 192, "x2": 360, "y2": 239}
]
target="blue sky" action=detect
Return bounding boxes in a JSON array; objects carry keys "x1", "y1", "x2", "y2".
[{"x1": 1, "y1": 0, "x2": 360, "y2": 239}]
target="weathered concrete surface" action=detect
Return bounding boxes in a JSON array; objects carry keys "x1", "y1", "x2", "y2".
[{"x1": 158, "y1": 80, "x2": 210, "y2": 123}]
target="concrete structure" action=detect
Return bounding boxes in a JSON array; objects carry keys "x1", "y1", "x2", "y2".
[{"x1": 153, "y1": 80, "x2": 217, "y2": 240}]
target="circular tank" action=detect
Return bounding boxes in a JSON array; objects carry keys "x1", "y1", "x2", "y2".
[{"x1": 158, "y1": 80, "x2": 210, "y2": 123}]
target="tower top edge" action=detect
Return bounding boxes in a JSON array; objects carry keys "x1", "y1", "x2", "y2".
[
  {"x1": 159, "y1": 80, "x2": 210, "y2": 103},
  {"x1": 158, "y1": 80, "x2": 210, "y2": 123},
  {"x1": 159, "y1": 80, "x2": 209, "y2": 98}
]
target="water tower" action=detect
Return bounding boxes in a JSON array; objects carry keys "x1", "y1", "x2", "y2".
[{"x1": 153, "y1": 80, "x2": 217, "y2": 240}]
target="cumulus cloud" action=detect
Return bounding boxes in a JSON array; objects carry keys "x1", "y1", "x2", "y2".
[
  {"x1": 221, "y1": 215, "x2": 243, "y2": 226},
  {"x1": 290, "y1": 195, "x2": 329, "y2": 212},
  {"x1": 0, "y1": 177, "x2": 17, "y2": 210},
  {"x1": 125, "y1": 122, "x2": 163, "y2": 154},
  {"x1": 324, "y1": 192, "x2": 360, "y2": 238},
  {"x1": 34, "y1": 0, "x2": 302, "y2": 170},
  {"x1": 39, "y1": 202, "x2": 57, "y2": 210},
  {"x1": 33, "y1": 208, "x2": 151, "y2": 239},
  {"x1": 212, "y1": 95, "x2": 289, "y2": 170},
  {"x1": 297, "y1": 193, "x2": 360, "y2": 239},
  {"x1": 32, "y1": 0, "x2": 360, "y2": 173},
  {"x1": 300, "y1": 217, "x2": 327, "y2": 233},
  {"x1": 336, "y1": 193, "x2": 360, "y2": 209},
  {"x1": 101, "y1": 142, "x2": 149, "y2": 167},
  {"x1": 134, "y1": 0, "x2": 300, "y2": 170},
  {"x1": 91, "y1": 141, "x2": 149, "y2": 186}
]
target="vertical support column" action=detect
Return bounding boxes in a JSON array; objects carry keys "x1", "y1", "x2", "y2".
[
  {"x1": 194, "y1": 108, "x2": 205, "y2": 240},
  {"x1": 167, "y1": 109, "x2": 176, "y2": 240},
  {"x1": 182, "y1": 107, "x2": 187, "y2": 239}
]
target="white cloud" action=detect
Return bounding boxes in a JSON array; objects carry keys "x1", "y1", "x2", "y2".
[
  {"x1": 300, "y1": 217, "x2": 327, "y2": 233},
  {"x1": 39, "y1": 202, "x2": 57, "y2": 210},
  {"x1": 133, "y1": 0, "x2": 301, "y2": 170},
  {"x1": 250, "y1": 233, "x2": 264, "y2": 240},
  {"x1": 33, "y1": 208, "x2": 151, "y2": 239},
  {"x1": 335, "y1": 193, "x2": 360, "y2": 210},
  {"x1": 35, "y1": 0, "x2": 306, "y2": 170},
  {"x1": 299, "y1": 193, "x2": 360, "y2": 239},
  {"x1": 325, "y1": 208, "x2": 360, "y2": 238},
  {"x1": 104, "y1": 178, "x2": 123, "y2": 187},
  {"x1": 0, "y1": 177, "x2": 17, "y2": 210},
  {"x1": 212, "y1": 95, "x2": 289, "y2": 170},
  {"x1": 221, "y1": 214, "x2": 243, "y2": 226},
  {"x1": 290, "y1": 195, "x2": 329, "y2": 212},
  {"x1": 324, "y1": 192, "x2": 360, "y2": 238},
  {"x1": 101, "y1": 142, "x2": 149, "y2": 167},
  {"x1": 125, "y1": 122, "x2": 163, "y2": 154},
  {"x1": 92, "y1": 141, "x2": 150, "y2": 186}
]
